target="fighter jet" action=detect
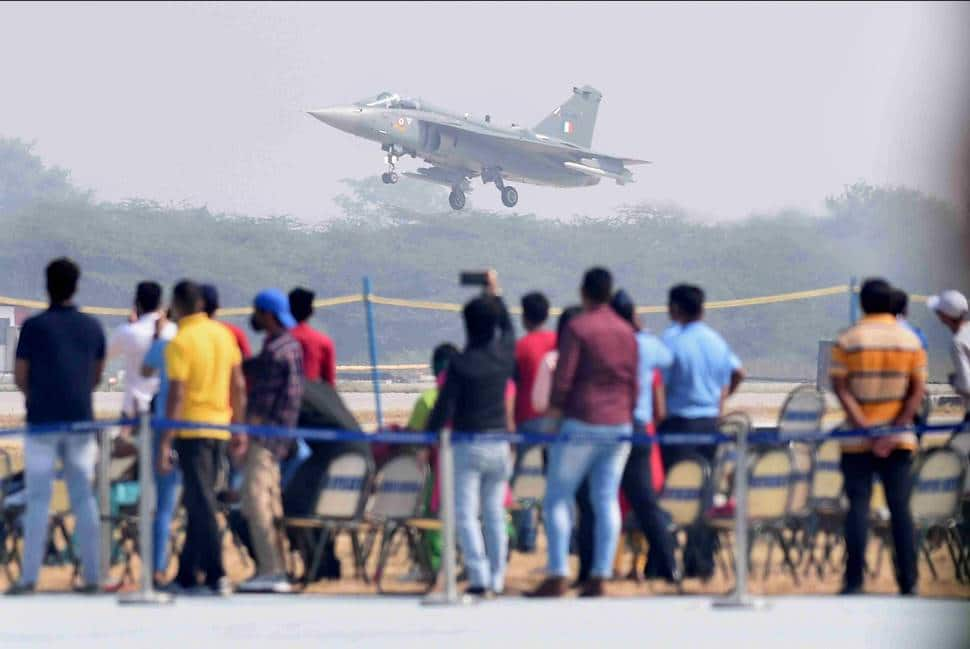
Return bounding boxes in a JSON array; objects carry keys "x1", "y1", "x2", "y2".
[{"x1": 308, "y1": 86, "x2": 648, "y2": 211}]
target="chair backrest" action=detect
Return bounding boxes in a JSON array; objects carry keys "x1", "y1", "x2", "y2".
[
  {"x1": 910, "y1": 447, "x2": 967, "y2": 524},
  {"x1": 50, "y1": 480, "x2": 72, "y2": 516},
  {"x1": 811, "y1": 439, "x2": 843, "y2": 503},
  {"x1": 109, "y1": 456, "x2": 137, "y2": 483},
  {"x1": 948, "y1": 430, "x2": 970, "y2": 456},
  {"x1": 313, "y1": 452, "x2": 372, "y2": 520},
  {"x1": 367, "y1": 453, "x2": 428, "y2": 521},
  {"x1": 659, "y1": 455, "x2": 710, "y2": 527},
  {"x1": 748, "y1": 448, "x2": 793, "y2": 521},
  {"x1": 787, "y1": 442, "x2": 814, "y2": 517},
  {"x1": 869, "y1": 478, "x2": 889, "y2": 521},
  {"x1": 947, "y1": 430, "x2": 970, "y2": 495},
  {"x1": 710, "y1": 443, "x2": 737, "y2": 503},
  {"x1": 512, "y1": 445, "x2": 546, "y2": 503},
  {"x1": 718, "y1": 411, "x2": 752, "y2": 442},
  {"x1": 777, "y1": 385, "x2": 825, "y2": 440}
]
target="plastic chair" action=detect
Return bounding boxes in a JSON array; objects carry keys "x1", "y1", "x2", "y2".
[
  {"x1": 284, "y1": 451, "x2": 374, "y2": 587},
  {"x1": 360, "y1": 453, "x2": 435, "y2": 592},
  {"x1": 0, "y1": 448, "x2": 23, "y2": 583},
  {"x1": 802, "y1": 439, "x2": 845, "y2": 579},
  {"x1": 511, "y1": 445, "x2": 545, "y2": 506},
  {"x1": 659, "y1": 454, "x2": 712, "y2": 579},
  {"x1": 777, "y1": 385, "x2": 826, "y2": 441},
  {"x1": 910, "y1": 447, "x2": 968, "y2": 582}
]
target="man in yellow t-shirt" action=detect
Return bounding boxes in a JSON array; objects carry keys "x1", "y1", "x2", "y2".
[{"x1": 158, "y1": 280, "x2": 246, "y2": 595}]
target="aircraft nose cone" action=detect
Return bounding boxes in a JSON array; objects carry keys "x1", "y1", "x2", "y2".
[{"x1": 307, "y1": 106, "x2": 360, "y2": 133}]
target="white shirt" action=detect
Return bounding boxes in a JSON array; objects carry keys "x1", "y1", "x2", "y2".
[
  {"x1": 531, "y1": 350, "x2": 559, "y2": 416},
  {"x1": 107, "y1": 313, "x2": 176, "y2": 414},
  {"x1": 951, "y1": 321, "x2": 970, "y2": 401}
]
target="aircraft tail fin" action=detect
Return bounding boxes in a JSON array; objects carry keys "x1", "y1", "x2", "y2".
[{"x1": 534, "y1": 85, "x2": 602, "y2": 148}]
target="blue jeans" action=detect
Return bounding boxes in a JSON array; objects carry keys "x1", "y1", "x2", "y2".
[
  {"x1": 453, "y1": 439, "x2": 512, "y2": 592},
  {"x1": 153, "y1": 433, "x2": 181, "y2": 574},
  {"x1": 21, "y1": 433, "x2": 100, "y2": 586},
  {"x1": 543, "y1": 419, "x2": 631, "y2": 578}
]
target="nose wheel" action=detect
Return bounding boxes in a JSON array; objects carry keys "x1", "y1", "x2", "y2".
[
  {"x1": 381, "y1": 154, "x2": 399, "y2": 184},
  {"x1": 448, "y1": 188, "x2": 466, "y2": 211},
  {"x1": 500, "y1": 185, "x2": 518, "y2": 208}
]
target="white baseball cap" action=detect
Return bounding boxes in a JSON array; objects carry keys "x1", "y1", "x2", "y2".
[{"x1": 927, "y1": 289, "x2": 969, "y2": 319}]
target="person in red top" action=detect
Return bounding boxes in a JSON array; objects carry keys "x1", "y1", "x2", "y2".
[
  {"x1": 515, "y1": 292, "x2": 557, "y2": 429},
  {"x1": 201, "y1": 284, "x2": 252, "y2": 359},
  {"x1": 512, "y1": 292, "x2": 557, "y2": 553},
  {"x1": 288, "y1": 288, "x2": 337, "y2": 385}
]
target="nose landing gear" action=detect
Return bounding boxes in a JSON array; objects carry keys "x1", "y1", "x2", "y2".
[{"x1": 381, "y1": 154, "x2": 399, "y2": 184}]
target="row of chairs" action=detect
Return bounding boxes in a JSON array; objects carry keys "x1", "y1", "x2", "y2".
[{"x1": 645, "y1": 387, "x2": 970, "y2": 587}]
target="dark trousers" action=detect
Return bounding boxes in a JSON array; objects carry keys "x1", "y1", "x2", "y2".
[
  {"x1": 174, "y1": 438, "x2": 226, "y2": 588},
  {"x1": 624, "y1": 440, "x2": 679, "y2": 580},
  {"x1": 841, "y1": 450, "x2": 917, "y2": 593},
  {"x1": 659, "y1": 416, "x2": 719, "y2": 579},
  {"x1": 575, "y1": 442, "x2": 679, "y2": 581},
  {"x1": 576, "y1": 477, "x2": 594, "y2": 581}
]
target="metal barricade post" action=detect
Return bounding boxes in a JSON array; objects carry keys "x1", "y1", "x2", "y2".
[
  {"x1": 119, "y1": 412, "x2": 172, "y2": 605},
  {"x1": 98, "y1": 427, "x2": 112, "y2": 586},
  {"x1": 713, "y1": 421, "x2": 764, "y2": 609},
  {"x1": 422, "y1": 429, "x2": 470, "y2": 606},
  {"x1": 362, "y1": 277, "x2": 385, "y2": 432}
]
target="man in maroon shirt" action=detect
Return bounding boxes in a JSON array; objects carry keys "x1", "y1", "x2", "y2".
[
  {"x1": 288, "y1": 288, "x2": 337, "y2": 385},
  {"x1": 529, "y1": 267, "x2": 637, "y2": 599}
]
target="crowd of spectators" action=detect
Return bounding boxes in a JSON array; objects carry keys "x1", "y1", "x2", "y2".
[{"x1": 6, "y1": 257, "x2": 969, "y2": 598}]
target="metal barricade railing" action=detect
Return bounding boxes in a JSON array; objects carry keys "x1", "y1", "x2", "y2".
[{"x1": 0, "y1": 417, "x2": 965, "y2": 606}]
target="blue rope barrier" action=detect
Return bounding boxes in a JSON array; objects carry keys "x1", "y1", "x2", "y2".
[{"x1": 0, "y1": 418, "x2": 963, "y2": 446}]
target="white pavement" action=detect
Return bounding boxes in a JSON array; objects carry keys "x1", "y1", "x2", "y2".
[{"x1": 1, "y1": 595, "x2": 967, "y2": 649}]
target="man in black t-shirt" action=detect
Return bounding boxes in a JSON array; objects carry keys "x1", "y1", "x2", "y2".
[{"x1": 9, "y1": 258, "x2": 106, "y2": 595}]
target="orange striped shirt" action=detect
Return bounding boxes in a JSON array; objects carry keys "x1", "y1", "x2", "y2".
[{"x1": 830, "y1": 314, "x2": 927, "y2": 453}]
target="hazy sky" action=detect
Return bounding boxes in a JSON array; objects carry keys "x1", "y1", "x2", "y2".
[{"x1": 2, "y1": 1, "x2": 968, "y2": 222}]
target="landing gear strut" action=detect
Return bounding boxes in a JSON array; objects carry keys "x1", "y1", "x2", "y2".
[
  {"x1": 448, "y1": 188, "x2": 466, "y2": 211},
  {"x1": 487, "y1": 172, "x2": 518, "y2": 208},
  {"x1": 381, "y1": 154, "x2": 399, "y2": 184}
]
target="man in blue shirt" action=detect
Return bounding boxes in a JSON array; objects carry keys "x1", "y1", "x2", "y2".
[
  {"x1": 610, "y1": 290, "x2": 681, "y2": 584},
  {"x1": 141, "y1": 312, "x2": 179, "y2": 587},
  {"x1": 660, "y1": 284, "x2": 744, "y2": 579},
  {"x1": 10, "y1": 258, "x2": 106, "y2": 595}
]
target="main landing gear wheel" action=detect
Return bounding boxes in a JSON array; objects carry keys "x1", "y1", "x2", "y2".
[
  {"x1": 448, "y1": 189, "x2": 466, "y2": 211},
  {"x1": 381, "y1": 171, "x2": 398, "y2": 184},
  {"x1": 501, "y1": 185, "x2": 518, "y2": 208}
]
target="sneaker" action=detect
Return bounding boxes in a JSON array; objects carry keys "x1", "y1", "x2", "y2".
[
  {"x1": 158, "y1": 581, "x2": 189, "y2": 596},
  {"x1": 465, "y1": 586, "x2": 494, "y2": 600},
  {"x1": 237, "y1": 574, "x2": 292, "y2": 594},
  {"x1": 213, "y1": 576, "x2": 234, "y2": 597},
  {"x1": 839, "y1": 584, "x2": 864, "y2": 596},
  {"x1": 73, "y1": 583, "x2": 101, "y2": 595},
  {"x1": 6, "y1": 582, "x2": 36, "y2": 596},
  {"x1": 578, "y1": 577, "x2": 606, "y2": 598},
  {"x1": 525, "y1": 576, "x2": 569, "y2": 598}
]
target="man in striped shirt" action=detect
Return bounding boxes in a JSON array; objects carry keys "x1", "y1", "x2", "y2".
[{"x1": 830, "y1": 278, "x2": 926, "y2": 596}]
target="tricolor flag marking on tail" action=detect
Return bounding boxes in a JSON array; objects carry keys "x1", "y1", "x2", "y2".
[{"x1": 563, "y1": 120, "x2": 574, "y2": 135}]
